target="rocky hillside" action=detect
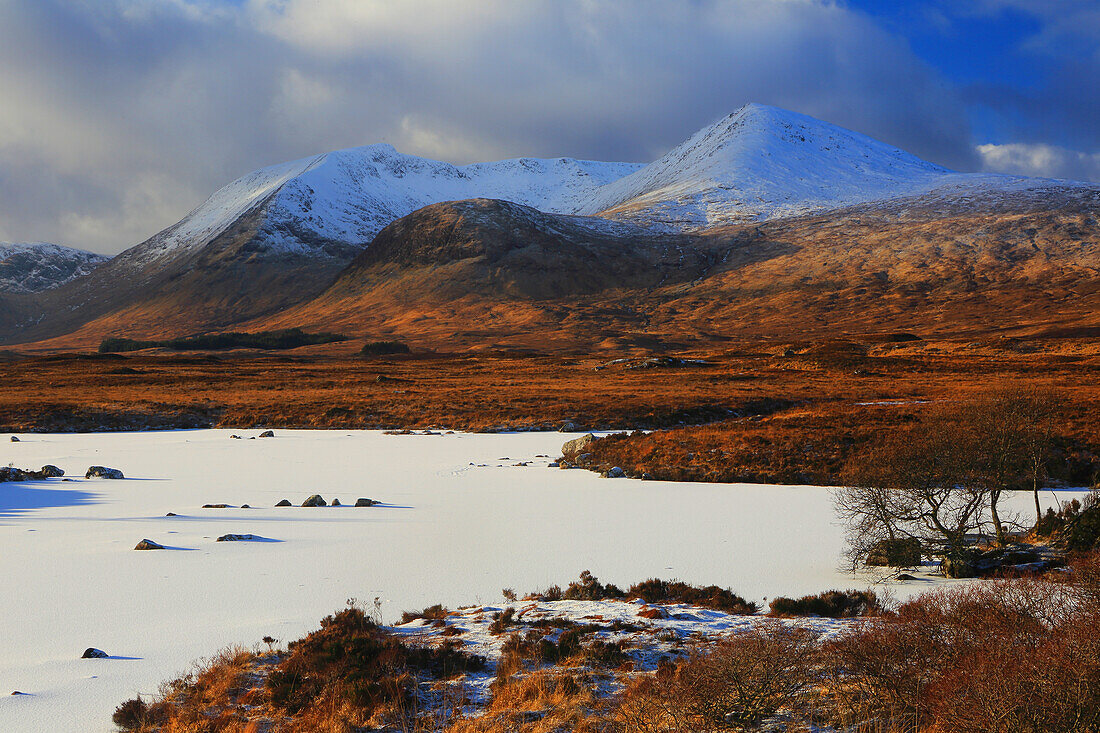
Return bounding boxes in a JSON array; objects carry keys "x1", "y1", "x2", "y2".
[
  {"x1": 0, "y1": 242, "x2": 107, "y2": 293},
  {"x1": 254, "y1": 182, "x2": 1100, "y2": 352}
]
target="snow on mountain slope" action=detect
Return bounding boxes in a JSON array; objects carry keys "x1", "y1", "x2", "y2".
[
  {"x1": 123, "y1": 154, "x2": 328, "y2": 269},
  {"x1": 124, "y1": 145, "x2": 642, "y2": 268},
  {"x1": 577, "y1": 103, "x2": 959, "y2": 228},
  {"x1": 0, "y1": 242, "x2": 108, "y2": 293}
]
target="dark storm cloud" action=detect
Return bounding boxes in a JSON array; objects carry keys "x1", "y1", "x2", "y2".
[{"x1": 0, "y1": 0, "x2": 1044, "y2": 254}]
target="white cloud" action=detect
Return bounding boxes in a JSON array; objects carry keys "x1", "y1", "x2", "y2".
[{"x1": 977, "y1": 142, "x2": 1100, "y2": 183}]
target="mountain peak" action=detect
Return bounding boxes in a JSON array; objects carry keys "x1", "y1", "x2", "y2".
[{"x1": 577, "y1": 104, "x2": 954, "y2": 227}]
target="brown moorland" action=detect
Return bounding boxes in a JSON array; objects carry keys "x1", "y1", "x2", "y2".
[{"x1": 3, "y1": 333, "x2": 1099, "y2": 485}]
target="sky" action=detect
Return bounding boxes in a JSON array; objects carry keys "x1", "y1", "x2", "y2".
[{"x1": 0, "y1": 0, "x2": 1098, "y2": 255}]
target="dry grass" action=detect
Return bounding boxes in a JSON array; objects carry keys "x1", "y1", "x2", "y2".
[
  {"x1": 3, "y1": 336, "x2": 1100, "y2": 486},
  {"x1": 445, "y1": 669, "x2": 602, "y2": 733}
]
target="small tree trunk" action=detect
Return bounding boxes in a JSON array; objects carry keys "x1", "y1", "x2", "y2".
[
  {"x1": 1033, "y1": 475, "x2": 1042, "y2": 526},
  {"x1": 991, "y1": 498, "x2": 1006, "y2": 546}
]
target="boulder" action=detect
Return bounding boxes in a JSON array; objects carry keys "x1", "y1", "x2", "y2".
[
  {"x1": 603, "y1": 466, "x2": 626, "y2": 478},
  {"x1": 942, "y1": 556, "x2": 976, "y2": 579},
  {"x1": 302, "y1": 494, "x2": 327, "y2": 507},
  {"x1": 165, "y1": 512, "x2": 177, "y2": 517},
  {"x1": 559, "y1": 422, "x2": 578, "y2": 432},
  {"x1": 202, "y1": 504, "x2": 231, "y2": 509},
  {"x1": 258, "y1": 430, "x2": 275, "y2": 438},
  {"x1": 355, "y1": 498, "x2": 377, "y2": 507},
  {"x1": 241, "y1": 504, "x2": 251, "y2": 509},
  {"x1": 0, "y1": 467, "x2": 28, "y2": 482},
  {"x1": 229, "y1": 434, "x2": 242, "y2": 439},
  {"x1": 82, "y1": 648, "x2": 109, "y2": 659},
  {"x1": 865, "y1": 538, "x2": 921, "y2": 567},
  {"x1": 275, "y1": 499, "x2": 292, "y2": 507},
  {"x1": 964, "y1": 543, "x2": 1065, "y2": 577},
  {"x1": 561, "y1": 433, "x2": 596, "y2": 457},
  {"x1": 9, "y1": 436, "x2": 18, "y2": 442},
  {"x1": 133, "y1": 539, "x2": 164, "y2": 550},
  {"x1": 40, "y1": 465, "x2": 64, "y2": 478},
  {"x1": 85, "y1": 466, "x2": 124, "y2": 480},
  {"x1": 217, "y1": 534, "x2": 257, "y2": 542},
  {"x1": 331, "y1": 498, "x2": 341, "y2": 506}
]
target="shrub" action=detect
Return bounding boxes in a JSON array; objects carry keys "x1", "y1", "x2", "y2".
[
  {"x1": 99, "y1": 328, "x2": 347, "y2": 353},
  {"x1": 627, "y1": 578, "x2": 759, "y2": 615},
  {"x1": 865, "y1": 538, "x2": 922, "y2": 567},
  {"x1": 111, "y1": 697, "x2": 148, "y2": 731},
  {"x1": 612, "y1": 626, "x2": 820, "y2": 732},
  {"x1": 267, "y1": 606, "x2": 485, "y2": 718},
  {"x1": 561, "y1": 570, "x2": 625, "y2": 600},
  {"x1": 489, "y1": 607, "x2": 516, "y2": 634},
  {"x1": 400, "y1": 603, "x2": 449, "y2": 624},
  {"x1": 769, "y1": 589, "x2": 881, "y2": 618},
  {"x1": 361, "y1": 340, "x2": 411, "y2": 356},
  {"x1": 822, "y1": 576, "x2": 1100, "y2": 733}
]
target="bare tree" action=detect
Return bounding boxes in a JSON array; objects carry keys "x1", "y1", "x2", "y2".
[
  {"x1": 837, "y1": 410, "x2": 987, "y2": 567},
  {"x1": 970, "y1": 387, "x2": 1059, "y2": 541},
  {"x1": 838, "y1": 387, "x2": 1064, "y2": 569}
]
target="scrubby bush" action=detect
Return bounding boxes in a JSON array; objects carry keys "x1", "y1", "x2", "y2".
[
  {"x1": 267, "y1": 606, "x2": 485, "y2": 720},
  {"x1": 361, "y1": 340, "x2": 412, "y2": 356},
  {"x1": 111, "y1": 696, "x2": 167, "y2": 731},
  {"x1": 525, "y1": 572, "x2": 757, "y2": 614},
  {"x1": 769, "y1": 589, "x2": 881, "y2": 618},
  {"x1": 562, "y1": 570, "x2": 625, "y2": 600},
  {"x1": 489, "y1": 607, "x2": 516, "y2": 634},
  {"x1": 400, "y1": 603, "x2": 449, "y2": 624},
  {"x1": 612, "y1": 626, "x2": 820, "y2": 732},
  {"x1": 627, "y1": 578, "x2": 759, "y2": 615},
  {"x1": 822, "y1": 574, "x2": 1100, "y2": 733},
  {"x1": 99, "y1": 328, "x2": 347, "y2": 353}
]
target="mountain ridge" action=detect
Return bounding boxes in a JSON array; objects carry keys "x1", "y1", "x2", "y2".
[{"x1": 8, "y1": 103, "x2": 1100, "y2": 350}]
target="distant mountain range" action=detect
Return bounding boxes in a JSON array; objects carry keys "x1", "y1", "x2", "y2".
[
  {"x1": 4, "y1": 104, "x2": 1099, "y2": 351},
  {"x1": 0, "y1": 242, "x2": 106, "y2": 293}
]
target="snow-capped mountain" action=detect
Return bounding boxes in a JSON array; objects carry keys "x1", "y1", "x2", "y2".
[
  {"x1": 576, "y1": 103, "x2": 1055, "y2": 228},
  {"x1": 9, "y1": 102, "x2": 1100, "y2": 348},
  {"x1": 123, "y1": 146, "x2": 642, "y2": 273},
  {"x1": 0, "y1": 242, "x2": 107, "y2": 293}
]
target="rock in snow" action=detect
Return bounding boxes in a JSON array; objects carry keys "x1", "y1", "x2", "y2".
[
  {"x1": 40, "y1": 465, "x2": 64, "y2": 478},
  {"x1": 302, "y1": 494, "x2": 327, "y2": 507},
  {"x1": 275, "y1": 499, "x2": 292, "y2": 507},
  {"x1": 85, "y1": 466, "x2": 124, "y2": 479},
  {"x1": 81, "y1": 648, "x2": 109, "y2": 659},
  {"x1": 354, "y1": 498, "x2": 378, "y2": 507},
  {"x1": 561, "y1": 433, "x2": 597, "y2": 457},
  {"x1": 258, "y1": 430, "x2": 275, "y2": 438},
  {"x1": 133, "y1": 539, "x2": 164, "y2": 550},
  {"x1": 216, "y1": 534, "x2": 258, "y2": 542}
]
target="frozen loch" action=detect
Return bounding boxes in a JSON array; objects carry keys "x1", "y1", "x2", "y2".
[{"x1": 0, "y1": 429, "x2": 1081, "y2": 732}]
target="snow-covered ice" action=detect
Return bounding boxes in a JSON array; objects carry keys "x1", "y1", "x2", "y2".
[{"x1": 0, "y1": 429, "x2": 1083, "y2": 732}]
